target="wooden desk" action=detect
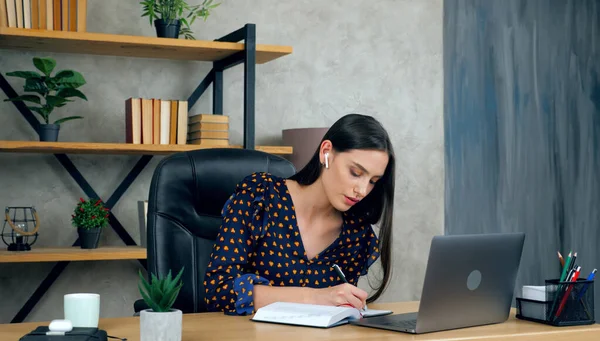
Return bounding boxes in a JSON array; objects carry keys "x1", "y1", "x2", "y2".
[{"x1": 1, "y1": 301, "x2": 598, "y2": 341}]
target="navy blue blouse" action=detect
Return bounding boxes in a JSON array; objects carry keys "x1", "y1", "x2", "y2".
[{"x1": 203, "y1": 172, "x2": 380, "y2": 315}]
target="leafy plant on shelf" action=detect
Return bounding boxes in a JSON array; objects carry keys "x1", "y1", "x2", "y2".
[
  {"x1": 71, "y1": 197, "x2": 110, "y2": 230},
  {"x1": 140, "y1": 0, "x2": 221, "y2": 40},
  {"x1": 138, "y1": 267, "x2": 185, "y2": 312},
  {"x1": 3, "y1": 57, "x2": 87, "y2": 125}
]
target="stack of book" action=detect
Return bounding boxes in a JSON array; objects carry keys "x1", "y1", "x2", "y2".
[
  {"x1": 187, "y1": 114, "x2": 229, "y2": 146},
  {"x1": 0, "y1": 0, "x2": 87, "y2": 31},
  {"x1": 125, "y1": 98, "x2": 188, "y2": 145}
]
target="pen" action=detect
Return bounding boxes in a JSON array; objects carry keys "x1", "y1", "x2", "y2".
[
  {"x1": 574, "y1": 267, "x2": 596, "y2": 321},
  {"x1": 577, "y1": 268, "x2": 597, "y2": 300},
  {"x1": 587, "y1": 268, "x2": 597, "y2": 281},
  {"x1": 554, "y1": 266, "x2": 581, "y2": 319},
  {"x1": 569, "y1": 252, "x2": 578, "y2": 273},
  {"x1": 549, "y1": 251, "x2": 572, "y2": 317},
  {"x1": 556, "y1": 265, "x2": 576, "y2": 302},
  {"x1": 332, "y1": 264, "x2": 347, "y2": 283},
  {"x1": 565, "y1": 266, "x2": 575, "y2": 284},
  {"x1": 332, "y1": 264, "x2": 367, "y2": 311}
]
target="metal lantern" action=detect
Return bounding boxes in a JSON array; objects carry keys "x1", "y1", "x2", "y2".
[{"x1": 2, "y1": 206, "x2": 39, "y2": 251}]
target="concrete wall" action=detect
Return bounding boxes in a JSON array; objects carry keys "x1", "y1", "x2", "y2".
[
  {"x1": 444, "y1": 0, "x2": 600, "y2": 308},
  {"x1": 0, "y1": 0, "x2": 443, "y2": 322}
]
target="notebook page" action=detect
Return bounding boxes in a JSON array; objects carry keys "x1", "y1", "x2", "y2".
[{"x1": 252, "y1": 302, "x2": 358, "y2": 328}]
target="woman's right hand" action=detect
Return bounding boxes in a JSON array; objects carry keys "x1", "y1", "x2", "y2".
[{"x1": 312, "y1": 284, "x2": 368, "y2": 310}]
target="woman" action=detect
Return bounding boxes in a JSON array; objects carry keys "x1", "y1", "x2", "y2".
[{"x1": 204, "y1": 113, "x2": 395, "y2": 315}]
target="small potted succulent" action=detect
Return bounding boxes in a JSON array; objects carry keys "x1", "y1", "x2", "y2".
[
  {"x1": 3, "y1": 57, "x2": 87, "y2": 142},
  {"x1": 140, "y1": 0, "x2": 221, "y2": 40},
  {"x1": 138, "y1": 267, "x2": 184, "y2": 341},
  {"x1": 71, "y1": 197, "x2": 109, "y2": 249}
]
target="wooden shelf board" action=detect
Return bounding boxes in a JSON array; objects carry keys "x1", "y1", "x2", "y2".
[
  {"x1": 0, "y1": 27, "x2": 292, "y2": 64},
  {"x1": 0, "y1": 140, "x2": 293, "y2": 155},
  {"x1": 0, "y1": 246, "x2": 147, "y2": 263}
]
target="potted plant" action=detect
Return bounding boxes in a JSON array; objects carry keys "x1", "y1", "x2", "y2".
[
  {"x1": 138, "y1": 267, "x2": 184, "y2": 341},
  {"x1": 140, "y1": 0, "x2": 221, "y2": 40},
  {"x1": 71, "y1": 197, "x2": 109, "y2": 249},
  {"x1": 3, "y1": 57, "x2": 87, "y2": 142}
]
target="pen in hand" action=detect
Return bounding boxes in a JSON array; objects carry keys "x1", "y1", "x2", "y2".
[{"x1": 332, "y1": 264, "x2": 367, "y2": 311}]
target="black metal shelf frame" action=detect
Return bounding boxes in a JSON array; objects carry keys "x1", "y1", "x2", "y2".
[{"x1": 0, "y1": 23, "x2": 257, "y2": 323}]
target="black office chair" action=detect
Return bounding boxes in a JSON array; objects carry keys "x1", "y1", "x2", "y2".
[{"x1": 133, "y1": 148, "x2": 296, "y2": 314}]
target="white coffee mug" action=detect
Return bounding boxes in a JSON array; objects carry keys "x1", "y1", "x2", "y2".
[{"x1": 64, "y1": 293, "x2": 100, "y2": 328}]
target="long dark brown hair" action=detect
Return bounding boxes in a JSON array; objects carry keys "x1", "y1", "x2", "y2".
[{"x1": 288, "y1": 113, "x2": 395, "y2": 303}]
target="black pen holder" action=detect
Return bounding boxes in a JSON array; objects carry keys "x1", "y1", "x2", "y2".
[{"x1": 516, "y1": 278, "x2": 595, "y2": 326}]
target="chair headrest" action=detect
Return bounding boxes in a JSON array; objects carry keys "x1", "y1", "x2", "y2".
[{"x1": 149, "y1": 148, "x2": 296, "y2": 238}]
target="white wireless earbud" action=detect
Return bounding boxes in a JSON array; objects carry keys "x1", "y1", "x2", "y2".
[
  {"x1": 324, "y1": 153, "x2": 329, "y2": 169},
  {"x1": 47, "y1": 319, "x2": 73, "y2": 335}
]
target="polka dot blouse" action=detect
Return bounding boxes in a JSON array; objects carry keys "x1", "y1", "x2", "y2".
[{"x1": 203, "y1": 172, "x2": 380, "y2": 315}]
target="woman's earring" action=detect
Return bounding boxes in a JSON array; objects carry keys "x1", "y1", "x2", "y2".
[{"x1": 325, "y1": 153, "x2": 329, "y2": 169}]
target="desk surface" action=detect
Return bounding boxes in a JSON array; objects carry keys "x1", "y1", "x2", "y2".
[{"x1": 1, "y1": 301, "x2": 599, "y2": 341}]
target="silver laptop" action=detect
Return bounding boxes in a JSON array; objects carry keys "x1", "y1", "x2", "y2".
[{"x1": 350, "y1": 232, "x2": 525, "y2": 334}]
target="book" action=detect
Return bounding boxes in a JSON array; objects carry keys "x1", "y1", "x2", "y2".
[
  {"x1": 0, "y1": 0, "x2": 9, "y2": 28},
  {"x1": 41, "y1": 0, "x2": 50, "y2": 30},
  {"x1": 76, "y1": 0, "x2": 86, "y2": 32},
  {"x1": 16, "y1": 0, "x2": 23, "y2": 28},
  {"x1": 188, "y1": 122, "x2": 228, "y2": 132},
  {"x1": 6, "y1": 0, "x2": 16, "y2": 28},
  {"x1": 187, "y1": 131, "x2": 229, "y2": 140},
  {"x1": 152, "y1": 98, "x2": 161, "y2": 144},
  {"x1": 251, "y1": 302, "x2": 392, "y2": 328},
  {"x1": 186, "y1": 138, "x2": 229, "y2": 146},
  {"x1": 188, "y1": 114, "x2": 229, "y2": 124},
  {"x1": 68, "y1": 0, "x2": 76, "y2": 31},
  {"x1": 61, "y1": 0, "x2": 67, "y2": 30},
  {"x1": 23, "y1": 0, "x2": 31, "y2": 29},
  {"x1": 159, "y1": 100, "x2": 171, "y2": 145},
  {"x1": 125, "y1": 97, "x2": 142, "y2": 144},
  {"x1": 31, "y1": 0, "x2": 38, "y2": 29},
  {"x1": 522, "y1": 285, "x2": 546, "y2": 301},
  {"x1": 53, "y1": 0, "x2": 60, "y2": 30},
  {"x1": 521, "y1": 285, "x2": 548, "y2": 321},
  {"x1": 176, "y1": 100, "x2": 188, "y2": 145}
]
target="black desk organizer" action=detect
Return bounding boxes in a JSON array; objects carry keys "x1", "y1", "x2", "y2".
[{"x1": 516, "y1": 278, "x2": 595, "y2": 326}]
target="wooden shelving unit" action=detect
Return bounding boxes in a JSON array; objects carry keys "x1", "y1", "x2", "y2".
[
  {"x1": 0, "y1": 27, "x2": 292, "y2": 63},
  {"x1": 0, "y1": 141, "x2": 293, "y2": 156},
  {"x1": 0, "y1": 23, "x2": 293, "y2": 323},
  {"x1": 0, "y1": 26, "x2": 294, "y2": 152},
  {"x1": 0, "y1": 246, "x2": 147, "y2": 263}
]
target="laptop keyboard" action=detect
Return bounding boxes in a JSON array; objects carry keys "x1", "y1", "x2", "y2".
[{"x1": 380, "y1": 317, "x2": 417, "y2": 329}]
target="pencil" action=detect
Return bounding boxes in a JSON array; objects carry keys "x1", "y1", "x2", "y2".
[
  {"x1": 558, "y1": 251, "x2": 565, "y2": 268},
  {"x1": 560, "y1": 251, "x2": 572, "y2": 282}
]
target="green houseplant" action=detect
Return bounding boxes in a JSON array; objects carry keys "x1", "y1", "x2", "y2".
[
  {"x1": 71, "y1": 197, "x2": 109, "y2": 249},
  {"x1": 140, "y1": 0, "x2": 221, "y2": 40},
  {"x1": 138, "y1": 267, "x2": 185, "y2": 341},
  {"x1": 3, "y1": 57, "x2": 87, "y2": 142}
]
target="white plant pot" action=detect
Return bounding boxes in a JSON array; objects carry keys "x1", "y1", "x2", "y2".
[{"x1": 140, "y1": 309, "x2": 182, "y2": 341}]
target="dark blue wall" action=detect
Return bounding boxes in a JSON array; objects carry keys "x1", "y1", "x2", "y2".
[{"x1": 444, "y1": 0, "x2": 600, "y2": 307}]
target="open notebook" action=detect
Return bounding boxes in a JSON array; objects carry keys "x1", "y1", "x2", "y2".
[{"x1": 251, "y1": 302, "x2": 393, "y2": 328}]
